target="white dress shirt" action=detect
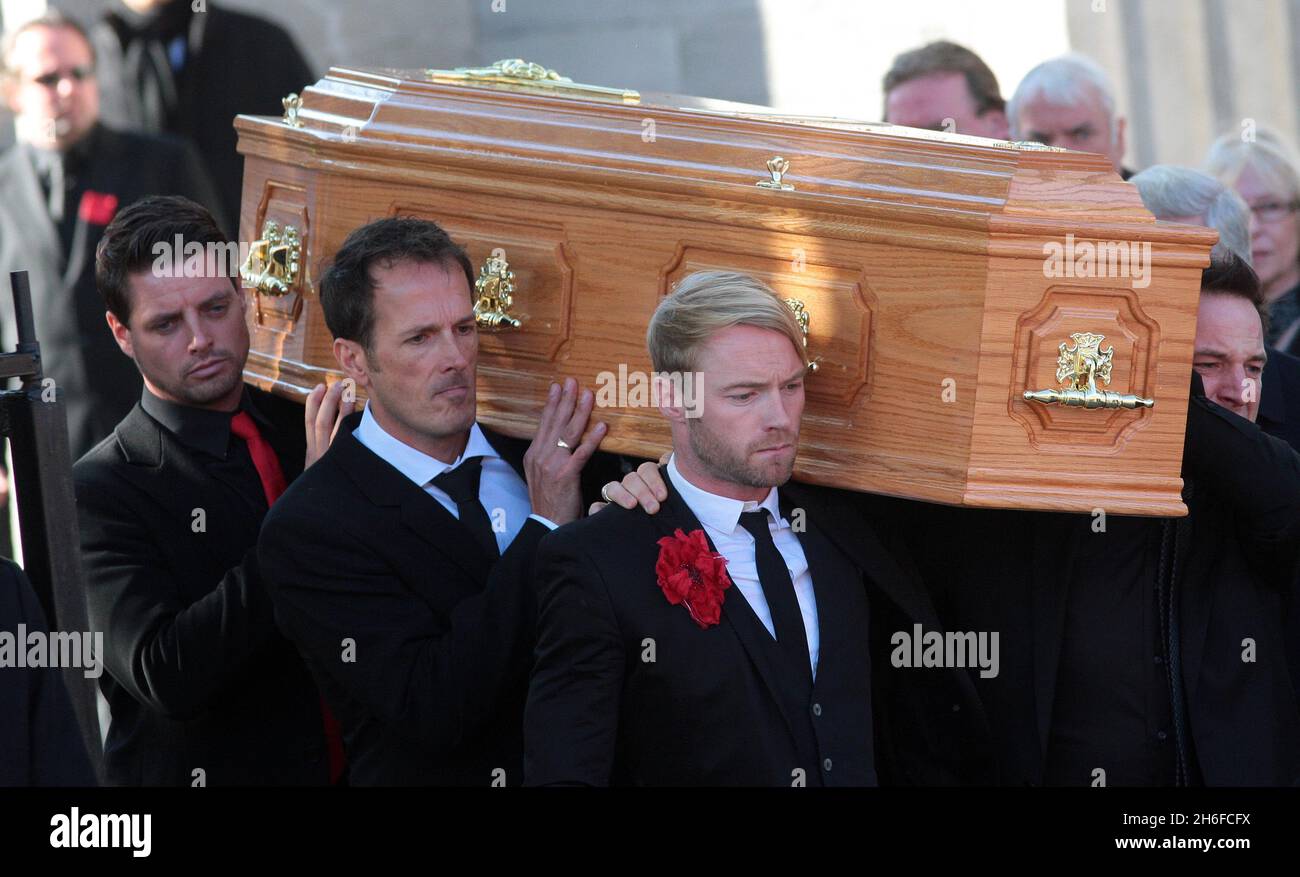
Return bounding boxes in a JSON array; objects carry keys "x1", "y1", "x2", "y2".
[
  {"x1": 354, "y1": 403, "x2": 555, "y2": 553},
  {"x1": 667, "y1": 455, "x2": 819, "y2": 677}
]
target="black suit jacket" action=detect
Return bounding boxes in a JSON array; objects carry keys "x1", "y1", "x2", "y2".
[
  {"x1": 0, "y1": 125, "x2": 221, "y2": 460},
  {"x1": 1261, "y1": 347, "x2": 1300, "y2": 454},
  {"x1": 524, "y1": 469, "x2": 990, "y2": 786},
  {"x1": 258, "y1": 413, "x2": 624, "y2": 786},
  {"x1": 94, "y1": 4, "x2": 314, "y2": 232},
  {"x1": 889, "y1": 387, "x2": 1300, "y2": 786},
  {"x1": 73, "y1": 387, "x2": 329, "y2": 786},
  {"x1": 0, "y1": 559, "x2": 96, "y2": 786}
]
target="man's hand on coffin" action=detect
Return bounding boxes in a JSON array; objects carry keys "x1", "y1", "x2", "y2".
[
  {"x1": 525, "y1": 377, "x2": 608, "y2": 525},
  {"x1": 589, "y1": 453, "x2": 671, "y2": 515},
  {"x1": 304, "y1": 380, "x2": 356, "y2": 468}
]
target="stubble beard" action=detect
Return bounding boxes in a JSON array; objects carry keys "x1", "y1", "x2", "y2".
[{"x1": 686, "y1": 415, "x2": 797, "y2": 489}]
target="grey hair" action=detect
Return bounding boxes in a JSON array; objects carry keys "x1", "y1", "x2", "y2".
[
  {"x1": 1205, "y1": 129, "x2": 1300, "y2": 205},
  {"x1": 1008, "y1": 54, "x2": 1118, "y2": 142},
  {"x1": 1130, "y1": 164, "x2": 1252, "y2": 264}
]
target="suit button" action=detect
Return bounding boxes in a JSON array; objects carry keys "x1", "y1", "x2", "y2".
[
  {"x1": 812, "y1": 703, "x2": 822, "y2": 717},
  {"x1": 1157, "y1": 730, "x2": 1168, "y2": 742},
  {"x1": 951, "y1": 703, "x2": 961, "y2": 712},
  {"x1": 1154, "y1": 655, "x2": 1164, "y2": 665},
  {"x1": 822, "y1": 758, "x2": 832, "y2": 772}
]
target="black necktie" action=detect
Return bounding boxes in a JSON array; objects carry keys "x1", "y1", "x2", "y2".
[
  {"x1": 738, "y1": 509, "x2": 811, "y2": 679},
  {"x1": 431, "y1": 456, "x2": 500, "y2": 561}
]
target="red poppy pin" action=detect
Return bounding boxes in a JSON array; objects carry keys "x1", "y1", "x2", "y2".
[
  {"x1": 655, "y1": 528, "x2": 731, "y2": 629},
  {"x1": 78, "y1": 191, "x2": 119, "y2": 226}
]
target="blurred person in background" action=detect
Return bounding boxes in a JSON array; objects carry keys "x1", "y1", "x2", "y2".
[
  {"x1": 882, "y1": 40, "x2": 1009, "y2": 139},
  {"x1": 1207, "y1": 132, "x2": 1300, "y2": 356},
  {"x1": 0, "y1": 9, "x2": 220, "y2": 462},
  {"x1": 93, "y1": 0, "x2": 314, "y2": 234},
  {"x1": 1008, "y1": 54, "x2": 1132, "y2": 178}
]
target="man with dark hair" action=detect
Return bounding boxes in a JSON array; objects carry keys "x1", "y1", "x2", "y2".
[
  {"x1": 74, "y1": 195, "x2": 349, "y2": 785},
  {"x1": 0, "y1": 10, "x2": 221, "y2": 461},
  {"x1": 882, "y1": 40, "x2": 1009, "y2": 139},
  {"x1": 258, "y1": 215, "x2": 620, "y2": 785},
  {"x1": 93, "y1": 0, "x2": 314, "y2": 232}
]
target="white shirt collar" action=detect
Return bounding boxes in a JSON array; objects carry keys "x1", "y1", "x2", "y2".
[
  {"x1": 354, "y1": 402, "x2": 500, "y2": 487},
  {"x1": 667, "y1": 453, "x2": 782, "y2": 535}
]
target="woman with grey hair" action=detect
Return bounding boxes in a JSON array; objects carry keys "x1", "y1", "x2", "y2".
[{"x1": 1206, "y1": 133, "x2": 1300, "y2": 354}]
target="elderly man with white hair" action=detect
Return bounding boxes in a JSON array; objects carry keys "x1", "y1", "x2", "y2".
[{"x1": 1009, "y1": 54, "x2": 1133, "y2": 178}]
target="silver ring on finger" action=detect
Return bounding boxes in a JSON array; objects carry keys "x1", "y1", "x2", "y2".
[
  {"x1": 600, "y1": 484, "x2": 612, "y2": 503},
  {"x1": 556, "y1": 438, "x2": 571, "y2": 450}
]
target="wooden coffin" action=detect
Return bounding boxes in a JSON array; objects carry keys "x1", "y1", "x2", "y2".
[{"x1": 234, "y1": 62, "x2": 1216, "y2": 516}]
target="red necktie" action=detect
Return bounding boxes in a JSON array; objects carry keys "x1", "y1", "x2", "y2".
[
  {"x1": 230, "y1": 410, "x2": 347, "y2": 784},
  {"x1": 229, "y1": 411, "x2": 288, "y2": 507}
]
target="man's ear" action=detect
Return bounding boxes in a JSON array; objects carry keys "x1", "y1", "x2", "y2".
[
  {"x1": 656, "y1": 372, "x2": 687, "y2": 426},
  {"x1": 333, "y1": 337, "x2": 372, "y2": 390},
  {"x1": 106, "y1": 311, "x2": 133, "y2": 359}
]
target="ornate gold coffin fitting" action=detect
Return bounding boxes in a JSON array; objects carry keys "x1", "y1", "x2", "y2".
[
  {"x1": 235, "y1": 61, "x2": 1217, "y2": 515},
  {"x1": 1024, "y1": 332, "x2": 1155, "y2": 410}
]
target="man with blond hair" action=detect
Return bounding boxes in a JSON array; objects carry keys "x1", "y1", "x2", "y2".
[{"x1": 524, "y1": 271, "x2": 988, "y2": 787}]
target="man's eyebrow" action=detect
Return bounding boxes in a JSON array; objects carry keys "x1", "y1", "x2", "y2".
[
  {"x1": 1193, "y1": 349, "x2": 1228, "y2": 358},
  {"x1": 396, "y1": 314, "x2": 475, "y2": 336},
  {"x1": 716, "y1": 365, "x2": 810, "y2": 392},
  {"x1": 200, "y1": 288, "x2": 232, "y2": 307}
]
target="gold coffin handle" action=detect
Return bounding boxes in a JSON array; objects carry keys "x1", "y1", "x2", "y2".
[
  {"x1": 1023, "y1": 331, "x2": 1154, "y2": 410},
  {"x1": 239, "y1": 220, "x2": 301, "y2": 297},
  {"x1": 474, "y1": 252, "x2": 523, "y2": 330},
  {"x1": 784, "y1": 297, "x2": 818, "y2": 373}
]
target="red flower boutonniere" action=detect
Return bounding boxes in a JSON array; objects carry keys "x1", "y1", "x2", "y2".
[
  {"x1": 78, "y1": 191, "x2": 119, "y2": 226},
  {"x1": 655, "y1": 528, "x2": 731, "y2": 629}
]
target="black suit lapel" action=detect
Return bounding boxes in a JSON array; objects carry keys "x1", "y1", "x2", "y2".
[
  {"x1": 777, "y1": 491, "x2": 856, "y2": 685},
  {"x1": 331, "y1": 415, "x2": 492, "y2": 584},
  {"x1": 116, "y1": 405, "x2": 259, "y2": 568},
  {"x1": 63, "y1": 128, "x2": 117, "y2": 290},
  {"x1": 658, "y1": 469, "x2": 806, "y2": 746}
]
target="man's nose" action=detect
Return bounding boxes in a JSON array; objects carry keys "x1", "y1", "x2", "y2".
[
  {"x1": 186, "y1": 316, "x2": 212, "y2": 351},
  {"x1": 762, "y1": 391, "x2": 794, "y2": 430},
  {"x1": 438, "y1": 332, "x2": 470, "y2": 371}
]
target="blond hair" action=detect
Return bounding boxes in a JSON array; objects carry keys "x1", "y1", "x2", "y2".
[{"x1": 647, "y1": 271, "x2": 807, "y2": 374}]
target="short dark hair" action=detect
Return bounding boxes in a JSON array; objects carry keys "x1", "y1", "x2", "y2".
[
  {"x1": 320, "y1": 217, "x2": 475, "y2": 351},
  {"x1": 95, "y1": 195, "x2": 230, "y2": 325},
  {"x1": 883, "y1": 40, "x2": 1005, "y2": 117},
  {"x1": 1201, "y1": 251, "x2": 1269, "y2": 337},
  {"x1": 2, "y1": 9, "x2": 97, "y2": 78}
]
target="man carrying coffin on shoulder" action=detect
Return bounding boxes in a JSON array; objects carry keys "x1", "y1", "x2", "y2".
[
  {"x1": 259, "y1": 217, "x2": 621, "y2": 786},
  {"x1": 524, "y1": 271, "x2": 991, "y2": 786}
]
